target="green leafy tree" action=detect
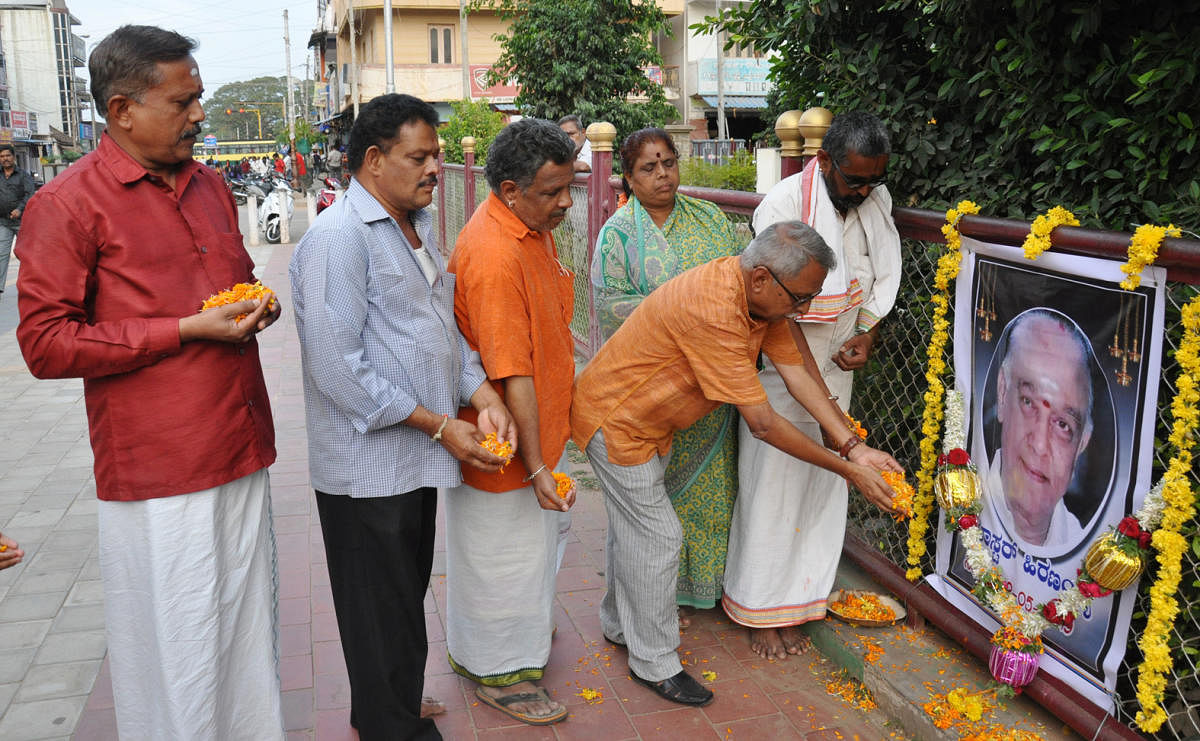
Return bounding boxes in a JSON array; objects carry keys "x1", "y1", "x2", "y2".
[
  {"x1": 706, "y1": 0, "x2": 1200, "y2": 230},
  {"x1": 439, "y1": 99, "x2": 507, "y2": 164},
  {"x1": 203, "y1": 77, "x2": 288, "y2": 141},
  {"x1": 478, "y1": 0, "x2": 677, "y2": 144}
]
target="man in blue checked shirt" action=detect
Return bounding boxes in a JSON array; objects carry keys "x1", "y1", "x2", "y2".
[{"x1": 290, "y1": 94, "x2": 516, "y2": 741}]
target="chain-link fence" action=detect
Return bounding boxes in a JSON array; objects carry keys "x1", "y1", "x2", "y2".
[{"x1": 437, "y1": 164, "x2": 1200, "y2": 739}]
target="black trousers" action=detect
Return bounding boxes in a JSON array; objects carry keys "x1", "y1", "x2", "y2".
[{"x1": 315, "y1": 489, "x2": 441, "y2": 741}]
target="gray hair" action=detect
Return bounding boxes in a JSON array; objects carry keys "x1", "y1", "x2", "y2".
[
  {"x1": 740, "y1": 221, "x2": 836, "y2": 278},
  {"x1": 823, "y1": 111, "x2": 890, "y2": 165},
  {"x1": 485, "y1": 119, "x2": 575, "y2": 194},
  {"x1": 89, "y1": 26, "x2": 196, "y2": 110},
  {"x1": 1000, "y1": 308, "x2": 1094, "y2": 434},
  {"x1": 557, "y1": 114, "x2": 583, "y2": 130}
]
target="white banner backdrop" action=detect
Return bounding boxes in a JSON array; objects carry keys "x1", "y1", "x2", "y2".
[{"x1": 928, "y1": 236, "x2": 1166, "y2": 711}]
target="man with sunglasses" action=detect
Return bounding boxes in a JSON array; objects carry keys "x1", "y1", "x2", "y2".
[
  {"x1": 571, "y1": 221, "x2": 901, "y2": 706},
  {"x1": 723, "y1": 111, "x2": 902, "y2": 661}
]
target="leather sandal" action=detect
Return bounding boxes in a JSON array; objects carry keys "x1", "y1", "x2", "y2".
[{"x1": 631, "y1": 669, "x2": 714, "y2": 706}]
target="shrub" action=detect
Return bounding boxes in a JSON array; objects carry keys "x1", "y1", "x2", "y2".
[
  {"x1": 678, "y1": 149, "x2": 757, "y2": 192},
  {"x1": 439, "y1": 99, "x2": 506, "y2": 165}
]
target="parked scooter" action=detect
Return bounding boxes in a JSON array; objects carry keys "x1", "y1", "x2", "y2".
[
  {"x1": 258, "y1": 176, "x2": 294, "y2": 244},
  {"x1": 315, "y1": 176, "x2": 344, "y2": 216}
]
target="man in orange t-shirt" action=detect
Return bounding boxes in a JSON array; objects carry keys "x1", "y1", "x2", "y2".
[
  {"x1": 444, "y1": 119, "x2": 577, "y2": 727},
  {"x1": 571, "y1": 221, "x2": 902, "y2": 706}
]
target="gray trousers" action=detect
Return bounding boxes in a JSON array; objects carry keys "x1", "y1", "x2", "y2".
[
  {"x1": 0, "y1": 222, "x2": 15, "y2": 291},
  {"x1": 587, "y1": 430, "x2": 683, "y2": 682}
]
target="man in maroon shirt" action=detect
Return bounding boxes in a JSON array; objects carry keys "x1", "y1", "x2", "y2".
[{"x1": 15, "y1": 25, "x2": 285, "y2": 740}]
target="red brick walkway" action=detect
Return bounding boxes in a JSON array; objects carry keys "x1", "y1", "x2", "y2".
[{"x1": 73, "y1": 244, "x2": 895, "y2": 740}]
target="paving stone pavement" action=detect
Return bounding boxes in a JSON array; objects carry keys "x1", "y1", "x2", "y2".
[{"x1": 0, "y1": 212, "x2": 910, "y2": 740}]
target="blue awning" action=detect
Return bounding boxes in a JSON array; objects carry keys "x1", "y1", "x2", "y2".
[
  {"x1": 491, "y1": 102, "x2": 519, "y2": 113},
  {"x1": 699, "y1": 95, "x2": 768, "y2": 109}
]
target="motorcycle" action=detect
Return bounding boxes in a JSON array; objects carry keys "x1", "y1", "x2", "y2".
[
  {"x1": 315, "y1": 176, "x2": 344, "y2": 216},
  {"x1": 258, "y1": 176, "x2": 294, "y2": 244}
]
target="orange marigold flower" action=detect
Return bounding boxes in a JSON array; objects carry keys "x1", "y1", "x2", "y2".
[
  {"x1": 553, "y1": 472, "x2": 574, "y2": 498},
  {"x1": 200, "y1": 281, "x2": 277, "y2": 321},
  {"x1": 830, "y1": 591, "x2": 895, "y2": 622},
  {"x1": 845, "y1": 412, "x2": 868, "y2": 440},
  {"x1": 882, "y1": 471, "x2": 915, "y2": 521},
  {"x1": 479, "y1": 433, "x2": 514, "y2": 471}
]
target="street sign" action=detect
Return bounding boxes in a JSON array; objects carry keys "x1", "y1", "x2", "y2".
[
  {"x1": 203, "y1": 134, "x2": 218, "y2": 148},
  {"x1": 10, "y1": 111, "x2": 27, "y2": 129}
]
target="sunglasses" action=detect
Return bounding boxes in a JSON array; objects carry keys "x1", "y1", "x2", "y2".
[{"x1": 830, "y1": 157, "x2": 886, "y2": 190}]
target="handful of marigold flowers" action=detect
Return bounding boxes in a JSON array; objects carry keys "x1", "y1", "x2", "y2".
[
  {"x1": 478, "y1": 433, "x2": 514, "y2": 470},
  {"x1": 201, "y1": 281, "x2": 277, "y2": 321},
  {"x1": 552, "y1": 472, "x2": 574, "y2": 499},
  {"x1": 881, "y1": 471, "x2": 914, "y2": 521}
]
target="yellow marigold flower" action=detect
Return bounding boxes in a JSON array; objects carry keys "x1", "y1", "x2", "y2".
[{"x1": 1021, "y1": 205, "x2": 1078, "y2": 260}]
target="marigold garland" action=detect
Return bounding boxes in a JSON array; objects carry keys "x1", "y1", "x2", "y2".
[
  {"x1": 906, "y1": 200, "x2": 979, "y2": 581},
  {"x1": 1119, "y1": 223, "x2": 1181, "y2": 290},
  {"x1": 1135, "y1": 293, "x2": 1200, "y2": 732},
  {"x1": 1021, "y1": 205, "x2": 1079, "y2": 260}
]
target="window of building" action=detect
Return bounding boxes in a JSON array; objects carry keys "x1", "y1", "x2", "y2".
[
  {"x1": 429, "y1": 25, "x2": 453, "y2": 64},
  {"x1": 719, "y1": 30, "x2": 762, "y2": 59}
]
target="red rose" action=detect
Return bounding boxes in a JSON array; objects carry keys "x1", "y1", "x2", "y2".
[
  {"x1": 958, "y1": 514, "x2": 979, "y2": 530},
  {"x1": 948, "y1": 448, "x2": 969, "y2": 466},
  {"x1": 1061, "y1": 612, "x2": 1075, "y2": 631},
  {"x1": 1116, "y1": 516, "x2": 1141, "y2": 538},
  {"x1": 937, "y1": 454, "x2": 947, "y2": 467},
  {"x1": 1078, "y1": 580, "x2": 1112, "y2": 598},
  {"x1": 1138, "y1": 531, "x2": 1152, "y2": 550},
  {"x1": 1042, "y1": 600, "x2": 1061, "y2": 622}
]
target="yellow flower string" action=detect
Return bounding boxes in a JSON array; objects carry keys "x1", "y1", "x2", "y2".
[
  {"x1": 1135, "y1": 293, "x2": 1200, "y2": 732},
  {"x1": 1021, "y1": 205, "x2": 1079, "y2": 260},
  {"x1": 906, "y1": 200, "x2": 980, "y2": 581},
  {"x1": 1119, "y1": 223, "x2": 1181, "y2": 290}
]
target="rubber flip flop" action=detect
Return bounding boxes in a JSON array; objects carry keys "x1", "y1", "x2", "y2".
[{"x1": 474, "y1": 685, "x2": 568, "y2": 726}]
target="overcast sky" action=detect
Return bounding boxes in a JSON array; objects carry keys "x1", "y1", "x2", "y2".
[{"x1": 66, "y1": 0, "x2": 321, "y2": 95}]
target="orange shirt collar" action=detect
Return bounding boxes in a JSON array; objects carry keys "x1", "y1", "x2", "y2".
[{"x1": 484, "y1": 191, "x2": 540, "y2": 241}]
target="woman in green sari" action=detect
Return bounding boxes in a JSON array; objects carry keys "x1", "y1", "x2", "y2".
[{"x1": 590, "y1": 128, "x2": 745, "y2": 624}]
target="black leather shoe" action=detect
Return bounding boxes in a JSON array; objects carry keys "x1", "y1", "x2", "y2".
[{"x1": 631, "y1": 669, "x2": 714, "y2": 706}]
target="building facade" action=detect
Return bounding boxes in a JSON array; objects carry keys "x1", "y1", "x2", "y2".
[
  {"x1": 0, "y1": 0, "x2": 86, "y2": 162},
  {"x1": 308, "y1": 0, "x2": 770, "y2": 143}
]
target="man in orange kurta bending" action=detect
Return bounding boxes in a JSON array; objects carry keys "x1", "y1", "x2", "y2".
[{"x1": 571, "y1": 221, "x2": 902, "y2": 706}]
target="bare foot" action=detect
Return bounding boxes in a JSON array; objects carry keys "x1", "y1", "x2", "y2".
[
  {"x1": 478, "y1": 681, "x2": 565, "y2": 723},
  {"x1": 678, "y1": 606, "x2": 695, "y2": 631},
  {"x1": 749, "y1": 627, "x2": 790, "y2": 660},
  {"x1": 420, "y1": 696, "x2": 446, "y2": 718},
  {"x1": 778, "y1": 626, "x2": 812, "y2": 655}
]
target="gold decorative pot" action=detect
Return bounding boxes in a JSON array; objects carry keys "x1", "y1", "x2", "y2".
[
  {"x1": 1083, "y1": 532, "x2": 1144, "y2": 592},
  {"x1": 935, "y1": 468, "x2": 981, "y2": 510}
]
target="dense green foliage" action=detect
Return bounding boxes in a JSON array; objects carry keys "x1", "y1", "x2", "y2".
[
  {"x1": 678, "y1": 150, "x2": 757, "y2": 191},
  {"x1": 203, "y1": 77, "x2": 288, "y2": 141},
  {"x1": 439, "y1": 99, "x2": 508, "y2": 165},
  {"x1": 707, "y1": 0, "x2": 1200, "y2": 230},
  {"x1": 478, "y1": 0, "x2": 677, "y2": 142}
]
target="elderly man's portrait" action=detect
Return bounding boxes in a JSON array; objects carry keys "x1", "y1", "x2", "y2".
[
  {"x1": 979, "y1": 307, "x2": 1116, "y2": 558},
  {"x1": 936, "y1": 244, "x2": 1165, "y2": 699}
]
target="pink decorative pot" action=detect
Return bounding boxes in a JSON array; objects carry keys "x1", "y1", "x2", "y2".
[{"x1": 988, "y1": 645, "x2": 1040, "y2": 687}]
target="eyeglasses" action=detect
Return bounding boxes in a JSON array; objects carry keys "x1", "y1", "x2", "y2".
[
  {"x1": 830, "y1": 158, "x2": 886, "y2": 190},
  {"x1": 763, "y1": 265, "x2": 820, "y2": 309}
]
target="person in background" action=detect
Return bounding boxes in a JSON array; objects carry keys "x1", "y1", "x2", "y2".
[
  {"x1": 0, "y1": 143, "x2": 35, "y2": 294},
  {"x1": 15, "y1": 25, "x2": 284, "y2": 739},
  {"x1": 557, "y1": 114, "x2": 591, "y2": 173},
  {"x1": 592, "y1": 127, "x2": 744, "y2": 630},
  {"x1": 444, "y1": 118, "x2": 578, "y2": 727}
]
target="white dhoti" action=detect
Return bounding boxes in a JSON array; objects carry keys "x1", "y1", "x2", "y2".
[
  {"x1": 445, "y1": 456, "x2": 567, "y2": 685},
  {"x1": 722, "y1": 314, "x2": 856, "y2": 627},
  {"x1": 98, "y1": 468, "x2": 283, "y2": 741}
]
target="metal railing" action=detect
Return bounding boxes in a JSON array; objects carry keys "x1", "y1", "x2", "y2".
[{"x1": 434, "y1": 136, "x2": 1200, "y2": 740}]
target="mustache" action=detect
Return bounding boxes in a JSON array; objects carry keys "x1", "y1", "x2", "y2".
[
  {"x1": 180, "y1": 127, "x2": 202, "y2": 141},
  {"x1": 418, "y1": 176, "x2": 438, "y2": 188}
]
